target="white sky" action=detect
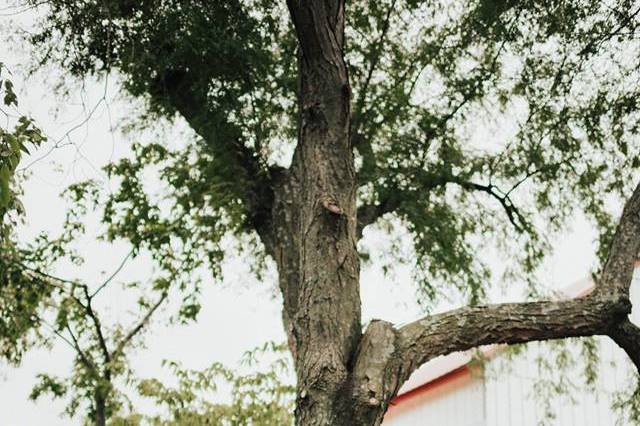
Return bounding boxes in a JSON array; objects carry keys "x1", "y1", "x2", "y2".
[{"x1": 0, "y1": 9, "x2": 605, "y2": 426}]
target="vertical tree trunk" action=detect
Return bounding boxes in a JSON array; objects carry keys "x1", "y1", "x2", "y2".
[
  {"x1": 274, "y1": 1, "x2": 370, "y2": 424},
  {"x1": 94, "y1": 394, "x2": 106, "y2": 426}
]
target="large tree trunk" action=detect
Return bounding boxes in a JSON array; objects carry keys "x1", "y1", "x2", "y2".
[{"x1": 269, "y1": 1, "x2": 380, "y2": 424}]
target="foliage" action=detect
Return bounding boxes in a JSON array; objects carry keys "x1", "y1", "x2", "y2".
[
  {"x1": 0, "y1": 62, "x2": 45, "y2": 217},
  {"x1": 12, "y1": 152, "x2": 221, "y2": 423},
  {"x1": 111, "y1": 343, "x2": 294, "y2": 426},
  {"x1": 0, "y1": 77, "x2": 213, "y2": 421},
  {"x1": 613, "y1": 377, "x2": 640, "y2": 425},
  {"x1": 23, "y1": 0, "x2": 640, "y2": 306},
  {"x1": 0, "y1": 61, "x2": 46, "y2": 364}
]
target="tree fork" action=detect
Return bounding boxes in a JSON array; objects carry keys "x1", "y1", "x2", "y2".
[{"x1": 282, "y1": 1, "x2": 640, "y2": 425}]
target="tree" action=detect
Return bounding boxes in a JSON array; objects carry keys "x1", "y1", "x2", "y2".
[
  {"x1": 0, "y1": 65, "x2": 198, "y2": 424},
  {"x1": 112, "y1": 343, "x2": 294, "y2": 425},
  {"x1": 1, "y1": 152, "x2": 203, "y2": 424},
  {"x1": 7, "y1": 0, "x2": 640, "y2": 424}
]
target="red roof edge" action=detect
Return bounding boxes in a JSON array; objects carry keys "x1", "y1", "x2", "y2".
[{"x1": 388, "y1": 365, "x2": 470, "y2": 408}]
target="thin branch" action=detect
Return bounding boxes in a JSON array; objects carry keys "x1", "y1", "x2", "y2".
[
  {"x1": 453, "y1": 179, "x2": 528, "y2": 232},
  {"x1": 37, "y1": 316, "x2": 87, "y2": 364},
  {"x1": 578, "y1": 5, "x2": 640, "y2": 56},
  {"x1": 16, "y1": 261, "x2": 78, "y2": 288},
  {"x1": 356, "y1": 171, "x2": 531, "y2": 237},
  {"x1": 40, "y1": 314, "x2": 99, "y2": 377},
  {"x1": 64, "y1": 324, "x2": 99, "y2": 375},
  {"x1": 112, "y1": 292, "x2": 168, "y2": 359},
  {"x1": 90, "y1": 249, "x2": 134, "y2": 298},
  {"x1": 81, "y1": 285, "x2": 111, "y2": 365}
]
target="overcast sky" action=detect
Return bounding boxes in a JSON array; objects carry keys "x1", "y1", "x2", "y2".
[{"x1": 0, "y1": 6, "x2": 606, "y2": 425}]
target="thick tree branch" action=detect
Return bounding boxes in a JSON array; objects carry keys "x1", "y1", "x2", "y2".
[
  {"x1": 396, "y1": 296, "x2": 629, "y2": 382},
  {"x1": 356, "y1": 195, "x2": 401, "y2": 239},
  {"x1": 352, "y1": 179, "x2": 640, "y2": 411},
  {"x1": 596, "y1": 180, "x2": 640, "y2": 301},
  {"x1": 150, "y1": 69, "x2": 276, "y2": 237}
]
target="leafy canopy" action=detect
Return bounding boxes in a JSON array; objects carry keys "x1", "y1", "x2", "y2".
[
  {"x1": 3, "y1": 0, "x2": 640, "y2": 422},
  {"x1": 24, "y1": 0, "x2": 640, "y2": 305}
]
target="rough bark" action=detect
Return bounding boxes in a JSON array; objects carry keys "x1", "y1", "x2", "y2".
[
  {"x1": 278, "y1": 1, "x2": 363, "y2": 424},
  {"x1": 610, "y1": 319, "x2": 640, "y2": 373}
]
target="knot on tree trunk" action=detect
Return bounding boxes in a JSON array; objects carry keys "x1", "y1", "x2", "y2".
[{"x1": 321, "y1": 195, "x2": 344, "y2": 215}]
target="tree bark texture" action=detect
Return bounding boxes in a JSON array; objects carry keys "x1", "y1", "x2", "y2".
[
  {"x1": 263, "y1": 2, "x2": 640, "y2": 425},
  {"x1": 275, "y1": 1, "x2": 363, "y2": 424}
]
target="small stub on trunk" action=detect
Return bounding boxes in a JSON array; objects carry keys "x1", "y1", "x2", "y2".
[{"x1": 321, "y1": 195, "x2": 344, "y2": 215}]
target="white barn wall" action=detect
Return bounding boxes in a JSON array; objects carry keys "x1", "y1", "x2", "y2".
[
  {"x1": 484, "y1": 339, "x2": 632, "y2": 426},
  {"x1": 384, "y1": 369, "x2": 485, "y2": 426}
]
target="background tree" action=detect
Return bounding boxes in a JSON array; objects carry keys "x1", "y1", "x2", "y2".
[
  {"x1": 5, "y1": 0, "x2": 640, "y2": 424},
  {"x1": 0, "y1": 77, "x2": 202, "y2": 426},
  {"x1": 112, "y1": 343, "x2": 294, "y2": 426}
]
